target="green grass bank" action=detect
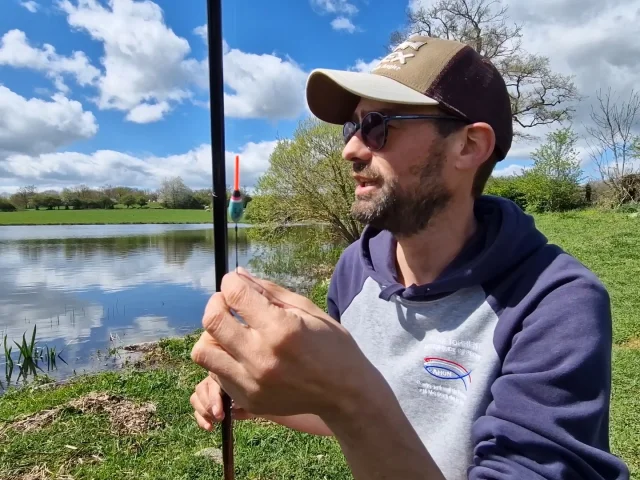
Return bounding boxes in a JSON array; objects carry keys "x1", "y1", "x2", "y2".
[
  {"x1": 0, "y1": 209, "x2": 638, "y2": 479},
  {"x1": 0, "y1": 207, "x2": 215, "y2": 225}
]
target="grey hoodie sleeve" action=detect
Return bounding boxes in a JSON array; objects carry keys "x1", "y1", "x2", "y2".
[{"x1": 470, "y1": 255, "x2": 629, "y2": 480}]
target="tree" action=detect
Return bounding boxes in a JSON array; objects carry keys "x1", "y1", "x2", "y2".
[
  {"x1": 60, "y1": 188, "x2": 77, "y2": 209},
  {"x1": 519, "y1": 127, "x2": 584, "y2": 212},
  {"x1": 585, "y1": 88, "x2": 640, "y2": 207},
  {"x1": 147, "y1": 190, "x2": 159, "y2": 202},
  {"x1": 251, "y1": 118, "x2": 362, "y2": 245},
  {"x1": 0, "y1": 198, "x2": 17, "y2": 212},
  {"x1": 122, "y1": 194, "x2": 137, "y2": 208},
  {"x1": 529, "y1": 127, "x2": 583, "y2": 182},
  {"x1": 9, "y1": 185, "x2": 37, "y2": 210},
  {"x1": 193, "y1": 188, "x2": 214, "y2": 209},
  {"x1": 389, "y1": 0, "x2": 580, "y2": 139},
  {"x1": 158, "y1": 177, "x2": 193, "y2": 209}
]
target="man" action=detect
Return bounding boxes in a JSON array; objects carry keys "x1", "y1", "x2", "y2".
[{"x1": 190, "y1": 36, "x2": 630, "y2": 479}]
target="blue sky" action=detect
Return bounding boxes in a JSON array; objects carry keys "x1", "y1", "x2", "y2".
[{"x1": 1, "y1": 0, "x2": 637, "y2": 194}]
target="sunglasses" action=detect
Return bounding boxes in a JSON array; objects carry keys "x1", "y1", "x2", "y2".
[{"x1": 343, "y1": 111, "x2": 469, "y2": 151}]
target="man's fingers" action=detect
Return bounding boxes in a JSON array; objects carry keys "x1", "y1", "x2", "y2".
[
  {"x1": 190, "y1": 391, "x2": 214, "y2": 422},
  {"x1": 190, "y1": 332, "x2": 244, "y2": 380},
  {"x1": 194, "y1": 410, "x2": 213, "y2": 431},
  {"x1": 235, "y1": 267, "x2": 296, "y2": 309},
  {"x1": 236, "y1": 267, "x2": 326, "y2": 317},
  {"x1": 221, "y1": 271, "x2": 282, "y2": 330},
  {"x1": 201, "y1": 293, "x2": 249, "y2": 356},
  {"x1": 193, "y1": 377, "x2": 223, "y2": 421}
]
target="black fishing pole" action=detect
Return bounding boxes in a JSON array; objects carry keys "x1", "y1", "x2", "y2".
[{"x1": 205, "y1": 0, "x2": 234, "y2": 478}]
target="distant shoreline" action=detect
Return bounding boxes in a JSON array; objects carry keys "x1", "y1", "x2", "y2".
[
  {"x1": 0, "y1": 222, "x2": 320, "y2": 227},
  {"x1": 0, "y1": 208, "x2": 324, "y2": 227},
  {"x1": 1, "y1": 221, "x2": 216, "y2": 226}
]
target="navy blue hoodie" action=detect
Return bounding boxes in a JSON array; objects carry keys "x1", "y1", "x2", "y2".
[{"x1": 326, "y1": 195, "x2": 629, "y2": 480}]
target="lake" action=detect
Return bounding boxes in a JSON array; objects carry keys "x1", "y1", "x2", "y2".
[{"x1": 0, "y1": 223, "x2": 321, "y2": 389}]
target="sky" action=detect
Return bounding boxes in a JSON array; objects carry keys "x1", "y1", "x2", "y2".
[{"x1": 1, "y1": 0, "x2": 639, "y2": 195}]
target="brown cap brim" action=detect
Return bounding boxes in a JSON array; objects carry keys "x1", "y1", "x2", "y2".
[{"x1": 305, "y1": 68, "x2": 439, "y2": 124}]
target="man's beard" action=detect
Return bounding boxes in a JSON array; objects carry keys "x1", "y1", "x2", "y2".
[{"x1": 350, "y1": 145, "x2": 452, "y2": 237}]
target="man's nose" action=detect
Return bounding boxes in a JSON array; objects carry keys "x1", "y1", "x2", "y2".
[{"x1": 342, "y1": 132, "x2": 372, "y2": 163}]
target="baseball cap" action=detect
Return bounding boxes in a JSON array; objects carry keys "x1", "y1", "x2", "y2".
[{"x1": 305, "y1": 35, "x2": 513, "y2": 160}]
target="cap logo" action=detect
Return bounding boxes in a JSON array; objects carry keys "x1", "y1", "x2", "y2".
[{"x1": 373, "y1": 39, "x2": 427, "y2": 72}]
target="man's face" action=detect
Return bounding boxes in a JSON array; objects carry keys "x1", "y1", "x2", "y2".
[{"x1": 342, "y1": 98, "x2": 458, "y2": 237}]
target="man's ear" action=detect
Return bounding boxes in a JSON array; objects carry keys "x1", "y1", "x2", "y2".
[{"x1": 454, "y1": 123, "x2": 496, "y2": 172}]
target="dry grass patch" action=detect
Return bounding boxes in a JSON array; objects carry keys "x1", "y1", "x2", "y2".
[
  {"x1": 2, "y1": 391, "x2": 161, "y2": 437},
  {"x1": 620, "y1": 337, "x2": 640, "y2": 350}
]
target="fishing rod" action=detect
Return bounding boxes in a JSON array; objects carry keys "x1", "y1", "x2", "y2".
[{"x1": 206, "y1": 0, "x2": 237, "y2": 478}]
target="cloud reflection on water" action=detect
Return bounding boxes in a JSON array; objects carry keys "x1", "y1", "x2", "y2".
[{"x1": 0, "y1": 224, "x2": 257, "y2": 383}]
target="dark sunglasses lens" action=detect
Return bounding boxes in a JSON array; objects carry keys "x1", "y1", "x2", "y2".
[
  {"x1": 361, "y1": 112, "x2": 385, "y2": 150},
  {"x1": 343, "y1": 122, "x2": 357, "y2": 144}
]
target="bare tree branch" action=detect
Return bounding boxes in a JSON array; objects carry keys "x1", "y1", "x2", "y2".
[
  {"x1": 388, "y1": 0, "x2": 581, "y2": 138},
  {"x1": 584, "y1": 87, "x2": 640, "y2": 206}
]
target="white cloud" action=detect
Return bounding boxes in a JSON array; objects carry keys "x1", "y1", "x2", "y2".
[
  {"x1": 20, "y1": 1, "x2": 39, "y2": 13},
  {"x1": 51, "y1": 1, "x2": 308, "y2": 123},
  {"x1": 350, "y1": 56, "x2": 384, "y2": 72},
  {"x1": 501, "y1": 0, "x2": 640, "y2": 118},
  {"x1": 492, "y1": 163, "x2": 531, "y2": 177},
  {"x1": 311, "y1": 0, "x2": 358, "y2": 15},
  {"x1": 188, "y1": 25, "x2": 307, "y2": 119},
  {"x1": 311, "y1": 0, "x2": 360, "y2": 32},
  {"x1": 125, "y1": 100, "x2": 171, "y2": 123},
  {"x1": 194, "y1": 24, "x2": 208, "y2": 43},
  {"x1": 331, "y1": 16, "x2": 357, "y2": 33},
  {"x1": 58, "y1": 0, "x2": 200, "y2": 122},
  {"x1": 0, "y1": 85, "x2": 98, "y2": 158},
  {"x1": 0, "y1": 29, "x2": 100, "y2": 93},
  {"x1": 406, "y1": 0, "x2": 640, "y2": 168},
  {"x1": 0, "y1": 139, "x2": 278, "y2": 193},
  {"x1": 222, "y1": 47, "x2": 308, "y2": 119}
]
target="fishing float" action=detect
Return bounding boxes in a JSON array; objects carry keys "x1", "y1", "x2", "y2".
[{"x1": 228, "y1": 155, "x2": 245, "y2": 271}]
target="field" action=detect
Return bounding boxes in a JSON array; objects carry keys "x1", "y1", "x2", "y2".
[
  {"x1": 0, "y1": 207, "x2": 215, "y2": 225},
  {"x1": 0, "y1": 209, "x2": 638, "y2": 479}
]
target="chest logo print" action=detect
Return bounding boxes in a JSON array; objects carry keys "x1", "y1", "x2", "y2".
[{"x1": 423, "y1": 357, "x2": 472, "y2": 390}]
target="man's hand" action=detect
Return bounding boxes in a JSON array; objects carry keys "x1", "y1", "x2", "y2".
[
  {"x1": 191, "y1": 268, "x2": 445, "y2": 479},
  {"x1": 190, "y1": 267, "x2": 380, "y2": 419},
  {"x1": 190, "y1": 373, "x2": 334, "y2": 436},
  {"x1": 190, "y1": 374, "x2": 255, "y2": 431}
]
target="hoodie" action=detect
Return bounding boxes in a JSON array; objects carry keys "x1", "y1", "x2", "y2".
[{"x1": 326, "y1": 195, "x2": 629, "y2": 480}]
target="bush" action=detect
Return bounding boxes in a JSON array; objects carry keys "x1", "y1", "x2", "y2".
[
  {"x1": 518, "y1": 171, "x2": 584, "y2": 213},
  {"x1": 621, "y1": 173, "x2": 640, "y2": 203},
  {"x1": 486, "y1": 127, "x2": 585, "y2": 213},
  {"x1": 484, "y1": 176, "x2": 527, "y2": 210},
  {"x1": 616, "y1": 202, "x2": 640, "y2": 214},
  {"x1": 0, "y1": 198, "x2": 16, "y2": 212}
]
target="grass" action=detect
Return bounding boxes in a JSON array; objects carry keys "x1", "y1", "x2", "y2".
[
  {"x1": 2, "y1": 326, "x2": 68, "y2": 388},
  {"x1": 533, "y1": 209, "x2": 640, "y2": 478},
  {"x1": 0, "y1": 334, "x2": 350, "y2": 479},
  {"x1": 534, "y1": 209, "x2": 639, "y2": 345},
  {"x1": 0, "y1": 208, "x2": 215, "y2": 225},
  {"x1": 0, "y1": 208, "x2": 638, "y2": 479}
]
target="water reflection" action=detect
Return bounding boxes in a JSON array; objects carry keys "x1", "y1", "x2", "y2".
[{"x1": 0, "y1": 223, "x2": 299, "y2": 387}]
